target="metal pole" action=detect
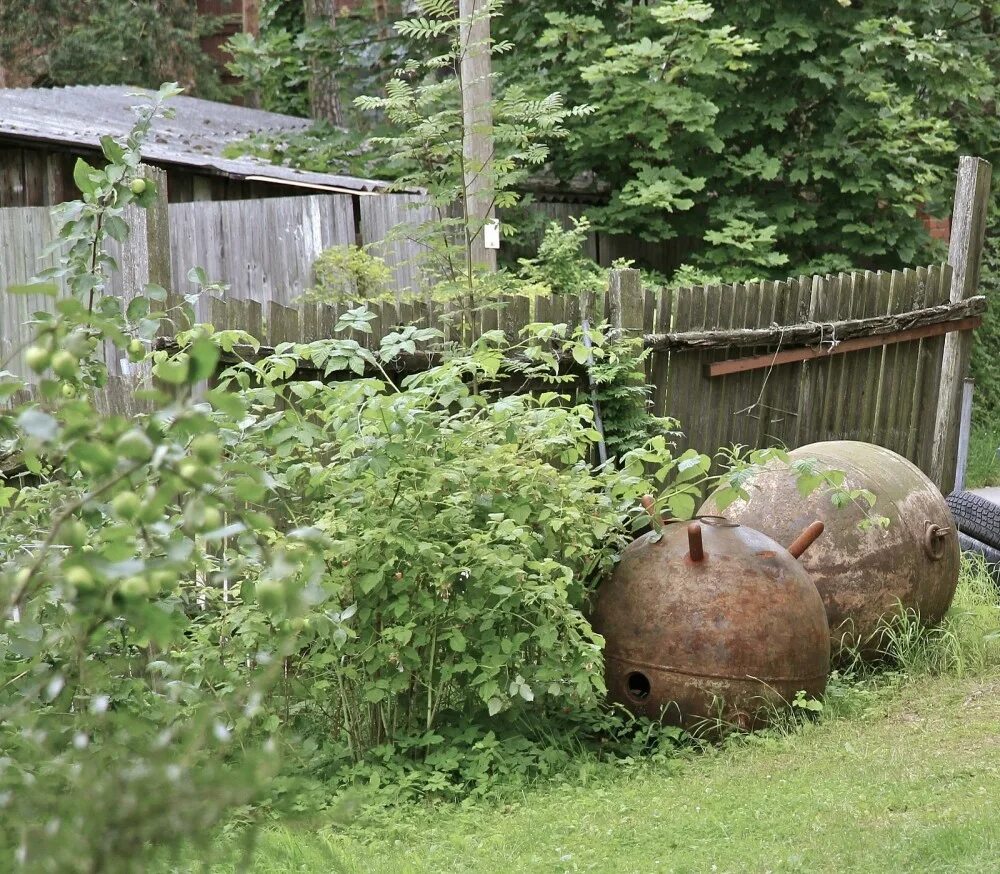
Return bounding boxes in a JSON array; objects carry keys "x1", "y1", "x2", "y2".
[{"x1": 953, "y1": 377, "x2": 975, "y2": 494}]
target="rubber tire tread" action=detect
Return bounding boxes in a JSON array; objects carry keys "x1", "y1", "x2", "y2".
[
  {"x1": 946, "y1": 490, "x2": 1000, "y2": 550},
  {"x1": 957, "y1": 532, "x2": 1000, "y2": 588}
]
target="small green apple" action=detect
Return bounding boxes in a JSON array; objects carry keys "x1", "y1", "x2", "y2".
[
  {"x1": 25, "y1": 346, "x2": 51, "y2": 373},
  {"x1": 119, "y1": 576, "x2": 151, "y2": 599},
  {"x1": 115, "y1": 429, "x2": 153, "y2": 463},
  {"x1": 191, "y1": 433, "x2": 222, "y2": 465},
  {"x1": 254, "y1": 579, "x2": 285, "y2": 613},
  {"x1": 51, "y1": 350, "x2": 78, "y2": 380},
  {"x1": 111, "y1": 491, "x2": 141, "y2": 520},
  {"x1": 65, "y1": 565, "x2": 95, "y2": 590}
]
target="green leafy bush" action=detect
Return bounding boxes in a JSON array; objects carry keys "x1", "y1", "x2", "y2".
[
  {"x1": 518, "y1": 217, "x2": 605, "y2": 296},
  {"x1": 971, "y1": 233, "x2": 1000, "y2": 425},
  {"x1": 590, "y1": 337, "x2": 678, "y2": 461},
  {"x1": 211, "y1": 327, "x2": 662, "y2": 792},
  {"x1": 0, "y1": 85, "x2": 327, "y2": 872},
  {"x1": 303, "y1": 243, "x2": 393, "y2": 304}
]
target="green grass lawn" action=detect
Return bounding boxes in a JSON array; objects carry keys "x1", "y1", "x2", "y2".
[
  {"x1": 185, "y1": 567, "x2": 1000, "y2": 874},
  {"x1": 966, "y1": 422, "x2": 1000, "y2": 489}
]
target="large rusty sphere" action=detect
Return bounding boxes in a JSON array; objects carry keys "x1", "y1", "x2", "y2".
[
  {"x1": 700, "y1": 441, "x2": 960, "y2": 658},
  {"x1": 591, "y1": 518, "x2": 830, "y2": 731}
]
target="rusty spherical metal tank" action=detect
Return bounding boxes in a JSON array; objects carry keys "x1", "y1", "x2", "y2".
[
  {"x1": 700, "y1": 441, "x2": 960, "y2": 658},
  {"x1": 591, "y1": 516, "x2": 830, "y2": 731}
]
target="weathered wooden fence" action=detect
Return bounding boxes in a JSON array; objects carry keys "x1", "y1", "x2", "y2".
[{"x1": 1, "y1": 158, "x2": 991, "y2": 491}]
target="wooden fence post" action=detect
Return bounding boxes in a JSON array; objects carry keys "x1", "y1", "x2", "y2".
[
  {"x1": 607, "y1": 268, "x2": 641, "y2": 338},
  {"x1": 931, "y1": 156, "x2": 992, "y2": 489},
  {"x1": 459, "y1": 0, "x2": 496, "y2": 272}
]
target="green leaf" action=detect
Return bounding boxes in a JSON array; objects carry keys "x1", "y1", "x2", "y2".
[
  {"x1": 73, "y1": 158, "x2": 100, "y2": 196},
  {"x1": 358, "y1": 572, "x2": 381, "y2": 595},
  {"x1": 126, "y1": 296, "x2": 150, "y2": 321},
  {"x1": 666, "y1": 492, "x2": 696, "y2": 520},
  {"x1": 154, "y1": 356, "x2": 190, "y2": 385},
  {"x1": 100, "y1": 135, "x2": 125, "y2": 164},
  {"x1": 187, "y1": 266, "x2": 209, "y2": 286},
  {"x1": 189, "y1": 338, "x2": 220, "y2": 382},
  {"x1": 104, "y1": 215, "x2": 130, "y2": 243},
  {"x1": 448, "y1": 630, "x2": 467, "y2": 652}
]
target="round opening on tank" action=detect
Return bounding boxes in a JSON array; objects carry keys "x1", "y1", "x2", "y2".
[{"x1": 625, "y1": 671, "x2": 651, "y2": 701}]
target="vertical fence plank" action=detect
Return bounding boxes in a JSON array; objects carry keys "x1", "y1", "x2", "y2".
[
  {"x1": 827, "y1": 272, "x2": 860, "y2": 440},
  {"x1": 664, "y1": 286, "x2": 695, "y2": 449},
  {"x1": 915, "y1": 264, "x2": 952, "y2": 472},
  {"x1": 856, "y1": 271, "x2": 883, "y2": 443},
  {"x1": 868, "y1": 270, "x2": 892, "y2": 443},
  {"x1": 731, "y1": 279, "x2": 765, "y2": 452},
  {"x1": 763, "y1": 278, "x2": 800, "y2": 447},
  {"x1": 245, "y1": 299, "x2": 263, "y2": 342},
  {"x1": 704, "y1": 282, "x2": 739, "y2": 464},
  {"x1": 878, "y1": 270, "x2": 908, "y2": 453},
  {"x1": 872, "y1": 270, "x2": 903, "y2": 449},
  {"x1": 500, "y1": 295, "x2": 530, "y2": 341},
  {"x1": 651, "y1": 286, "x2": 674, "y2": 419},
  {"x1": 900, "y1": 267, "x2": 931, "y2": 460},
  {"x1": 689, "y1": 283, "x2": 720, "y2": 456},
  {"x1": 794, "y1": 274, "x2": 822, "y2": 446},
  {"x1": 268, "y1": 301, "x2": 299, "y2": 346}
]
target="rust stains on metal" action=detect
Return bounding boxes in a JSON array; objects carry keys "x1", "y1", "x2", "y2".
[
  {"x1": 788, "y1": 520, "x2": 825, "y2": 559},
  {"x1": 687, "y1": 522, "x2": 704, "y2": 562},
  {"x1": 591, "y1": 517, "x2": 830, "y2": 731},
  {"x1": 701, "y1": 441, "x2": 960, "y2": 660}
]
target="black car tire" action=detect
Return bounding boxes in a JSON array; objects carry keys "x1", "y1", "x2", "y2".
[
  {"x1": 957, "y1": 531, "x2": 1000, "y2": 587},
  {"x1": 946, "y1": 490, "x2": 1000, "y2": 551}
]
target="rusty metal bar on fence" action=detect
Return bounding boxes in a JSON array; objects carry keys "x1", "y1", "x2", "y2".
[{"x1": 705, "y1": 316, "x2": 981, "y2": 378}]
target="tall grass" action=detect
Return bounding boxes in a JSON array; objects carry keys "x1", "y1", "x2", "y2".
[
  {"x1": 877, "y1": 556, "x2": 1000, "y2": 676},
  {"x1": 965, "y1": 422, "x2": 1000, "y2": 488},
  {"x1": 823, "y1": 557, "x2": 1000, "y2": 722}
]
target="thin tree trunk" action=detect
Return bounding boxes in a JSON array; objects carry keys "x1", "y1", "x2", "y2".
[{"x1": 304, "y1": 0, "x2": 344, "y2": 125}]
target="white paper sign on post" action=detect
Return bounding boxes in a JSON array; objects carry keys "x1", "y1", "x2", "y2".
[{"x1": 484, "y1": 218, "x2": 501, "y2": 250}]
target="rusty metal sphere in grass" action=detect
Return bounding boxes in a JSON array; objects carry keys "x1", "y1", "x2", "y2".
[
  {"x1": 591, "y1": 514, "x2": 830, "y2": 731},
  {"x1": 700, "y1": 441, "x2": 960, "y2": 659}
]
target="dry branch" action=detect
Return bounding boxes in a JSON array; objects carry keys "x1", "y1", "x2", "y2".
[{"x1": 643, "y1": 295, "x2": 986, "y2": 352}]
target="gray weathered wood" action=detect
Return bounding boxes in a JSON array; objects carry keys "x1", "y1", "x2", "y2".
[
  {"x1": 360, "y1": 193, "x2": 434, "y2": 298},
  {"x1": 170, "y1": 194, "x2": 357, "y2": 306},
  {"x1": 459, "y1": 0, "x2": 497, "y2": 273},
  {"x1": 915, "y1": 264, "x2": 951, "y2": 472},
  {"x1": 931, "y1": 156, "x2": 993, "y2": 486}
]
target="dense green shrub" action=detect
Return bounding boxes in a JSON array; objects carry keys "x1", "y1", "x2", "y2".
[
  {"x1": 208, "y1": 322, "x2": 694, "y2": 798},
  {"x1": 302, "y1": 244, "x2": 394, "y2": 304},
  {"x1": 0, "y1": 0, "x2": 224, "y2": 96},
  {"x1": 971, "y1": 234, "x2": 1000, "y2": 425}
]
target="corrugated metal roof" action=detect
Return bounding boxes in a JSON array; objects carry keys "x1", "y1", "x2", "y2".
[{"x1": 0, "y1": 84, "x2": 395, "y2": 195}]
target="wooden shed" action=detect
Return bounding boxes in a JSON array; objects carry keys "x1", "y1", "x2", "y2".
[{"x1": 0, "y1": 84, "x2": 391, "y2": 208}]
